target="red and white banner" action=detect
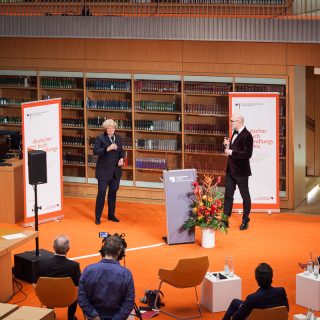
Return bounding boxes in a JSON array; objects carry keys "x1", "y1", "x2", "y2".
[
  {"x1": 229, "y1": 93, "x2": 280, "y2": 212},
  {"x1": 22, "y1": 98, "x2": 63, "y2": 226}
]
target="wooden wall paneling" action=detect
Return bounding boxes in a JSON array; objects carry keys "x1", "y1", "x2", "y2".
[
  {"x1": 315, "y1": 75, "x2": 320, "y2": 176},
  {"x1": 287, "y1": 44, "x2": 320, "y2": 67}
]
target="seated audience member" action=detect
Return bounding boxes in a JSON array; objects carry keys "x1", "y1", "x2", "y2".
[
  {"x1": 222, "y1": 262, "x2": 289, "y2": 320},
  {"x1": 78, "y1": 235, "x2": 135, "y2": 320},
  {"x1": 37, "y1": 234, "x2": 81, "y2": 320}
]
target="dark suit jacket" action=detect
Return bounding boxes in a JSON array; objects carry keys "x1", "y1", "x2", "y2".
[
  {"x1": 93, "y1": 133, "x2": 125, "y2": 181},
  {"x1": 37, "y1": 255, "x2": 81, "y2": 286},
  {"x1": 228, "y1": 127, "x2": 253, "y2": 177},
  {"x1": 232, "y1": 286, "x2": 289, "y2": 320}
]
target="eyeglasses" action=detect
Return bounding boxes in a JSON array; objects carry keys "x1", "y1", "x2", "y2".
[{"x1": 229, "y1": 120, "x2": 239, "y2": 123}]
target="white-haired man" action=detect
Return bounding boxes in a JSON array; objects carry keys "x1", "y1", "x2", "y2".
[
  {"x1": 223, "y1": 113, "x2": 253, "y2": 230},
  {"x1": 94, "y1": 119, "x2": 125, "y2": 225}
]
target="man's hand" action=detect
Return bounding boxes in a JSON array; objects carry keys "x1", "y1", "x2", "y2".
[
  {"x1": 118, "y1": 158, "x2": 124, "y2": 166},
  {"x1": 223, "y1": 137, "x2": 230, "y2": 149},
  {"x1": 107, "y1": 143, "x2": 118, "y2": 152},
  {"x1": 224, "y1": 148, "x2": 232, "y2": 156}
]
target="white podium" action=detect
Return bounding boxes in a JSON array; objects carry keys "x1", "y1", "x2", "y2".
[
  {"x1": 296, "y1": 272, "x2": 320, "y2": 311},
  {"x1": 200, "y1": 271, "x2": 242, "y2": 312}
]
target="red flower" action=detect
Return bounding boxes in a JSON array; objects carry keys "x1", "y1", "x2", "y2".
[
  {"x1": 215, "y1": 199, "x2": 222, "y2": 207},
  {"x1": 192, "y1": 181, "x2": 199, "y2": 187}
]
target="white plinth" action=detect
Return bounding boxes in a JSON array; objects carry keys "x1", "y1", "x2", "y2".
[
  {"x1": 296, "y1": 272, "x2": 320, "y2": 311},
  {"x1": 200, "y1": 271, "x2": 242, "y2": 312}
]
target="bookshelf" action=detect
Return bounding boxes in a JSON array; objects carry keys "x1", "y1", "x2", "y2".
[
  {"x1": 39, "y1": 71, "x2": 86, "y2": 181},
  {"x1": 235, "y1": 77, "x2": 287, "y2": 199},
  {"x1": 85, "y1": 73, "x2": 133, "y2": 186},
  {"x1": 183, "y1": 76, "x2": 232, "y2": 187},
  {"x1": 0, "y1": 70, "x2": 37, "y2": 136},
  {"x1": 0, "y1": 70, "x2": 288, "y2": 202}
]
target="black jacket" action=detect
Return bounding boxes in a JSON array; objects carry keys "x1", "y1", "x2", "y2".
[
  {"x1": 232, "y1": 286, "x2": 289, "y2": 320},
  {"x1": 228, "y1": 127, "x2": 253, "y2": 177},
  {"x1": 93, "y1": 133, "x2": 125, "y2": 181},
  {"x1": 37, "y1": 255, "x2": 81, "y2": 286}
]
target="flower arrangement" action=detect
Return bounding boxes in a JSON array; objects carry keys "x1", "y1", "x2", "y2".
[{"x1": 183, "y1": 175, "x2": 228, "y2": 232}]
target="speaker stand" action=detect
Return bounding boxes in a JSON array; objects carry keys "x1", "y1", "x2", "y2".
[{"x1": 33, "y1": 184, "x2": 41, "y2": 256}]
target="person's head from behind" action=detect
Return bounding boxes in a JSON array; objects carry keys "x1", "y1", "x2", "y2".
[
  {"x1": 53, "y1": 234, "x2": 70, "y2": 255},
  {"x1": 100, "y1": 235, "x2": 124, "y2": 261},
  {"x1": 255, "y1": 263, "x2": 273, "y2": 289}
]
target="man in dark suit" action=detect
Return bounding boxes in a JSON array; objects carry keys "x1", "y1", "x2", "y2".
[
  {"x1": 94, "y1": 119, "x2": 125, "y2": 225},
  {"x1": 37, "y1": 235, "x2": 81, "y2": 320},
  {"x1": 223, "y1": 113, "x2": 253, "y2": 230},
  {"x1": 222, "y1": 263, "x2": 289, "y2": 320}
]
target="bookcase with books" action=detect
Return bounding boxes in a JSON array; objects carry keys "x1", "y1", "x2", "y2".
[
  {"x1": 39, "y1": 71, "x2": 86, "y2": 181},
  {"x1": 85, "y1": 73, "x2": 134, "y2": 186},
  {"x1": 235, "y1": 77, "x2": 287, "y2": 199},
  {"x1": 133, "y1": 75, "x2": 182, "y2": 188},
  {"x1": 0, "y1": 71, "x2": 37, "y2": 146},
  {"x1": 183, "y1": 76, "x2": 232, "y2": 187}
]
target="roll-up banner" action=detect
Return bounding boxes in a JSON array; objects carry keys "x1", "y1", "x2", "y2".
[
  {"x1": 22, "y1": 98, "x2": 63, "y2": 226},
  {"x1": 229, "y1": 93, "x2": 280, "y2": 212}
]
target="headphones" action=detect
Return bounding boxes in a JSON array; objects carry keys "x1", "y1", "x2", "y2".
[{"x1": 99, "y1": 233, "x2": 127, "y2": 261}]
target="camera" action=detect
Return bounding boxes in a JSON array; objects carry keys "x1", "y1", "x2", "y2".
[{"x1": 99, "y1": 231, "x2": 109, "y2": 238}]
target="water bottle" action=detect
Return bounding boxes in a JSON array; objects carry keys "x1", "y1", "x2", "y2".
[
  {"x1": 229, "y1": 256, "x2": 234, "y2": 277},
  {"x1": 224, "y1": 255, "x2": 230, "y2": 275},
  {"x1": 314, "y1": 259, "x2": 319, "y2": 278}
]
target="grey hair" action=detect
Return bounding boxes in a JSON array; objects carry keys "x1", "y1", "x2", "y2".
[
  {"x1": 103, "y1": 119, "x2": 117, "y2": 129},
  {"x1": 53, "y1": 235, "x2": 70, "y2": 255}
]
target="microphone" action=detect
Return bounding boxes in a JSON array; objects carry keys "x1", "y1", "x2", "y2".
[{"x1": 111, "y1": 135, "x2": 116, "y2": 144}]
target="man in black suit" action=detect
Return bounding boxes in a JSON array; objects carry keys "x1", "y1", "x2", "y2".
[
  {"x1": 94, "y1": 119, "x2": 125, "y2": 225},
  {"x1": 222, "y1": 263, "x2": 289, "y2": 320},
  {"x1": 224, "y1": 113, "x2": 253, "y2": 230},
  {"x1": 37, "y1": 235, "x2": 81, "y2": 320}
]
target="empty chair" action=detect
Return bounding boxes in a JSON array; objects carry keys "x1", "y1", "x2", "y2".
[{"x1": 155, "y1": 256, "x2": 209, "y2": 319}]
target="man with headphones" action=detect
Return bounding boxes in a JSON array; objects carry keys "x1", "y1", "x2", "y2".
[{"x1": 78, "y1": 234, "x2": 135, "y2": 320}]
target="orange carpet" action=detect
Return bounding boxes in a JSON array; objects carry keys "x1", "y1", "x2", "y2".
[{"x1": 3, "y1": 197, "x2": 320, "y2": 319}]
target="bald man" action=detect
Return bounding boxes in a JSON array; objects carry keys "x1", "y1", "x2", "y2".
[
  {"x1": 223, "y1": 113, "x2": 253, "y2": 230},
  {"x1": 37, "y1": 235, "x2": 81, "y2": 320}
]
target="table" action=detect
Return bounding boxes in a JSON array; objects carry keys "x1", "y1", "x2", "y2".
[
  {"x1": 0, "y1": 159, "x2": 23, "y2": 223},
  {"x1": 200, "y1": 271, "x2": 242, "y2": 312},
  {"x1": 296, "y1": 272, "x2": 320, "y2": 311},
  {"x1": 0, "y1": 229, "x2": 37, "y2": 302}
]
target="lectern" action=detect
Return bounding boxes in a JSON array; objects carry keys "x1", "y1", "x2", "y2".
[{"x1": 163, "y1": 169, "x2": 196, "y2": 245}]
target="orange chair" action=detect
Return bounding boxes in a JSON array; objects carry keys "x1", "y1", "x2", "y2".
[
  {"x1": 245, "y1": 306, "x2": 288, "y2": 320},
  {"x1": 34, "y1": 277, "x2": 78, "y2": 309},
  {"x1": 154, "y1": 256, "x2": 209, "y2": 319}
]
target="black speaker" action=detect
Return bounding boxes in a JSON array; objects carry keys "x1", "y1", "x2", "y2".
[
  {"x1": 13, "y1": 249, "x2": 54, "y2": 283},
  {"x1": 28, "y1": 150, "x2": 47, "y2": 185}
]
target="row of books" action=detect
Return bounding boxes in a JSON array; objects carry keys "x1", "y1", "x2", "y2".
[
  {"x1": 184, "y1": 82, "x2": 232, "y2": 95},
  {"x1": 279, "y1": 100, "x2": 286, "y2": 117},
  {"x1": 40, "y1": 77, "x2": 80, "y2": 89},
  {"x1": 236, "y1": 84, "x2": 286, "y2": 96},
  {"x1": 136, "y1": 157, "x2": 167, "y2": 170},
  {"x1": 0, "y1": 97, "x2": 30, "y2": 106},
  {"x1": 86, "y1": 79, "x2": 131, "y2": 91},
  {"x1": 185, "y1": 123, "x2": 228, "y2": 134},
  {"x1": 62, "y1": 135, "x2": 85, "y2": 146},
  {"x1": 184, "y1": 161, "x2": 225, "y2": 174},
  {"x1": 0, "y1": 116, "x2": 22, "y2": 125},
  {"x1": 62, "y1": 117, "x2": 84, "y2": 127},
  {"x1": 280, "y1": 123, "x2": 286, "y2": 137},
  {"x1": 87, "y1": 117, "x2": 132, "y2": 129},
  {"x1": 185, "y1": 143, "x2": 225, "y2": 153},
  {"x1": 63, "y1": 152, "x2": 85, "y2": 165},
  {"x1": 135, "y1": 80, "x2": 180, "y2": 93},
  {"x1": 135, "y1": 139, "x2": 179, "y2": 151},
  {"x1": 86, "y1": 99, "x2": 131, "y2": 110},
  {"x1": 43, "y1": 95, "x2": 83, "y2": 109},
  {"x1": 0, "y1": 76, "x2": 32, "y2": 88},
  {"x1": 134, "y1": 101, "x2": 177, "y2": 112},
  {"x1": 279, "y1": 143, "x2": 286, "y2": 157},
  {"x1": 184, "y1": 103, "x2": 228, "y2": 115},
  {"x1": 88, "y1": 155, "x2": 97, "y2": 166},
  {"x1": 135, "y1": 120, "x2": 180, "y2": 132}
]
